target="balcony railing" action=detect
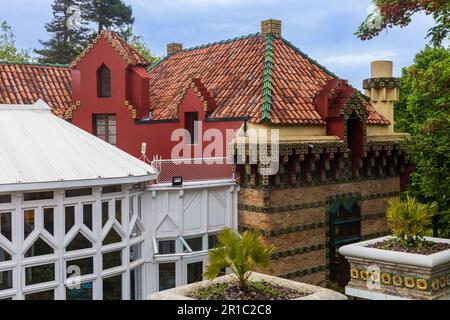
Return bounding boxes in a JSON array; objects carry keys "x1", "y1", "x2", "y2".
[{"x1": 150, "y1": 157, "x2": 234, "y2": 184}]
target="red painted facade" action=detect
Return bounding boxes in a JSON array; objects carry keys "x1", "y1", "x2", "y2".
[{"x1": 70, "y1": 36, "x2": 243, "y2": 161}]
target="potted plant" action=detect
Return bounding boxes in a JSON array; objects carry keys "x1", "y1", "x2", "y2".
[
  {"x1": 340, "y1": 196, "x2": 450, "y2": 300},
  {"x1": 150, "y1": 228, "x2": 346, "y2": 300}
]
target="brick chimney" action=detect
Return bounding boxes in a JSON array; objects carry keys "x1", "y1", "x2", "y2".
[
  {"x1": 363, "y1": 61, "x2": 400, "y2": 133},
  {"x1": 167, "y1": 43, "x2": 183, "y2": 56},
  {"x1": 261, "y1": 19, "x2": 282, "y2": 38}
]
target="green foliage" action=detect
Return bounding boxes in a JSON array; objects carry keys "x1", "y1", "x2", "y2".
[
  {"x1": 394, "y1": 46, "x2": 450, "y2": 238},
  {"x1": 35, "y1": 0, "x2": 91, "y2": 64},
  {"x1": 204, "y1": 228, "x2": 273, "y2": 290},
  {"x1": 84, "y1": 0, "x2": 134, "y2": 33},
  {"x1": 0, "y1": 21, "x2": 32, "y2": 63},
  {"x1": 387, "y1": 196, "x2": 438, "y2": 247},
  {"x1": 120, "y1": 26, "x2": 160, "y2": 64},
  {"x1": 356, "y1": 0, "x2": 449, "y2": 46}
]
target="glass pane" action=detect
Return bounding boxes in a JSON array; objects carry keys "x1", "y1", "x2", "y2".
[
  {"x1": 115, "y1": 199, "x2": 122, "y2": 224},
  {"x1": 96, "y1": 115, "x2": 106, "y2": 125},
  {"x1": 109, "y1": 135, "x2": 117, "y2": 145},
  {"x1": 24, "y1": 209, "x2": 34, "y2": 239},
  {"x1": 129, "y1": 197, "x2": 134, "y2": 220},
  {"x1": 130, "y1": 267, "x2": 142, "y2": 300},
  {"x1": 25, "y1": 289, "x2": 54, "y2": 300},
  {"x1": 96, "y1": 126, "x2": 106, "y2": 135},
  {"x1": 24, "y1": 192, "x2": 53, "y2": 201},
  {"x1": 65, "y1": 188, "x2": 92, "y2": 198},
  {"x1": 0, "y1": 211, "x2": 12, "y2": 241},
  {"x1": 103, "y1": 228, "x2": 121, "y2": 246},
  {"x1": 102, "y1": 202, "x2": 109, "y2": 227},
  {"x1": 103, "y1": 275, "x2": 122, "y2": 300},
  {"x1": 102, "y1": 250, "x2": 122, "y2": 270},
  {"x1": 66, "y1": 257, "x2": 94, "y2": 277},
  {"x1": 187, "y1": 262, "x2": 203, "y2": 284},
  {"x1": 43, "y1": 208, "x2": 54, "y2": 235},
  {"x1": 130, "y1": 223, "x2": 141, "y2": 239},
  {"x1": 25, "y1": 238, "x2": 54, "y2": 258},
  {"x1": 108, "y1": 125, "x2": 116, "y2": 135},
  {"x1": 65, "y1": 206, "x2": 75, "y2": 234},
  {"x1": 83, "y1": 204, "x2": 93, "y2": 230},
  {"x1": 107, "y1": 115, "x2": 116, "y2": 125},
  {"x1": 0, "y1": 245, "x2": 11, "y2": 262},
  {"x1": 66, "y1": 233, "x2": 92, "y2": 251},
  {"x1": 0, "y1": 270, "x2": 13, "y2": 290},
  {"x1": 158, "y1": 240, "x2": 175, "y2": 255},
  {"x1": 129, "y1": 243, "x2": 141, "y2": 262},
  {"x1": 25, "y1": 263, "x2": 55, "y2": 285},
  {"x1": 102, "y1": 185, "x2": 122, "y2": 194},
  {"x1": 159, "y1": 240, "x2": 176, "y2": 254},
  {"x1": 208, "y1": 234, "x2": 219, "y2": 249},
  {"x1": 159, "y1": 263, "x2": 176, "y2": 291},
  {"x1": 0, "y1": 194, "x2": 11, "y2": 204},
  {"x1": 185, "y1": 237, "x2": 203, "y2": 252},
  {"x1": 66, "y1": 282, "x2": 93, "y2": 300},
  {"x1": 138, "y1": 195, "x2": 142, "y2": 219}
]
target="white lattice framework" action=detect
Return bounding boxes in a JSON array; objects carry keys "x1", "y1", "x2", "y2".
[{"x1": 150, "y1": 157, "x2": 234, "y2": 184}]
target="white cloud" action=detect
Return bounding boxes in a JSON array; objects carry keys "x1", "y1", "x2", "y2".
[{"x1": 320, "y1": 51, "x2": 397, "y2": 67}]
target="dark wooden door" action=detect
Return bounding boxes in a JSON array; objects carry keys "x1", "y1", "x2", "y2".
[{"x1": 328, "y1": 202, "x2": 361, "y2": 287}]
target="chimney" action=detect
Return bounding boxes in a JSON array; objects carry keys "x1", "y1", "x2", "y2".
[
  {"x1": 167, "y1": 43, "x2": 183, "y2": 56},
  {"x1": 363, "y1": 61, "x2": 400, "y2": 133},
  {"x1": 261, "y1": 19, "x2": 282, "y2": 38}
]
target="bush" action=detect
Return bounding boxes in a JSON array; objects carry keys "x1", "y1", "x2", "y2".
[
  {"x1": 386, "y1": 196, "x2": 438, "y2": 247},
  {"x1": 204, "y1": 228, "x2": 273, "y2": 290}
]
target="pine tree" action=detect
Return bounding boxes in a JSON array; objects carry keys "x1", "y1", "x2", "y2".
[
  {"x1": 84, "y1": 0, "x2": 134, "y2": 34},
  {"x1": 35, "y1": 0, "x2": 90, "y2": 64}
]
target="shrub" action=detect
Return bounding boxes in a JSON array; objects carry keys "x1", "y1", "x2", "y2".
[
  {"x1": 386, "y1": 196, "x2": 438, "y2": 247},
  {"x1": 204, "y1": 228, "x2": 273, "y2": 290}
]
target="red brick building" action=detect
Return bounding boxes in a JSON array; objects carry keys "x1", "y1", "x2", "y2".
[{"x1": 0, "y1": 19, "x2": 411, "y2": 288}]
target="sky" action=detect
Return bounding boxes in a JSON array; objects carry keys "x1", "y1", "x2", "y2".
[{"x1": 1, "y1": 0, "x2": 437, "y2": 89}]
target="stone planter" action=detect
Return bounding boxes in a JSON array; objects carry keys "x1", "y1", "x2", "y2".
[
  {"x1": 149, "y1": 272, "x2": 347, "y2": 300},
  {"x1": 339, "y1": 236, "x2": 450, "y2": 300}
]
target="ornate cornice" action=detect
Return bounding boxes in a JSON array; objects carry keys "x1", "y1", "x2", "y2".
[{"x1": 363, "y1": 77, "x2": 400, "y2": 90}]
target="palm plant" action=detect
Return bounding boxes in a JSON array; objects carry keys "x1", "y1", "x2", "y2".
[
  {"x1": 204, "y1": 228, "x2": 273, "y2": 290},
  {"x1": 386, "y1": 196, "x2": 438, "y2": 247}
]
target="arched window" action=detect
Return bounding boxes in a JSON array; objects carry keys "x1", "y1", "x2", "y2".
[{"x1": 97, "y1": 64, "x2": 111, "y2": 98}]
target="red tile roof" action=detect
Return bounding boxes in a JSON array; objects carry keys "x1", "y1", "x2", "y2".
[
  {"x1": 148, "y1": 34, "x2": 388, "y2": 125},
  {"x1": 0, "y1": 31, "x2": 389, "y2": 126},
  {"x1": 0, "y1": 62, "x2": 72, "y2": 117}
]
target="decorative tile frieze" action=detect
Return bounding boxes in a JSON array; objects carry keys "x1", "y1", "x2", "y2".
[
  {"x1": 363, "y1": 77, "x2": 401, "y2": 90},
  {"x1": 239, "y1": 221, "x2": 325, "y2": 237},
  {"x1": 271, "y1": 243, "x2": 326, "y2": 260},
  {"x1": 278, "y1": 265, "x2": 327, "y2": 280}
]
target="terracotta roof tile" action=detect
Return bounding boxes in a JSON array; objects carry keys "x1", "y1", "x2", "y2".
[
  {"x1": 0, "y1": 62, "x2": 71, "y2": 117},
  {"x1": 149, "y1": 34, "x2": 389, "y2": 126}
]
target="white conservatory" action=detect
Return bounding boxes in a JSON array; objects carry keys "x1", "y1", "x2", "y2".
[{"x1": 0, "y1": 101, "x2": 238, "y2": 300}]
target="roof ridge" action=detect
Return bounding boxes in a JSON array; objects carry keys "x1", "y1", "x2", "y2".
[
  {"x1": 261, "y1": 35, "x2": 275, "y2": 123},
  {"x1": 183, "y1": 32, "x2": 261, "y2": 52},
  {"x1": 0, "y1": 60, "x2": 69, "y2": 69},
  {"x1": 148, "y1": 32, "x2": 262, "y2": 72},
  {"x1": 280, "y1": 37, "x2": 340, "y2": 79}
]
